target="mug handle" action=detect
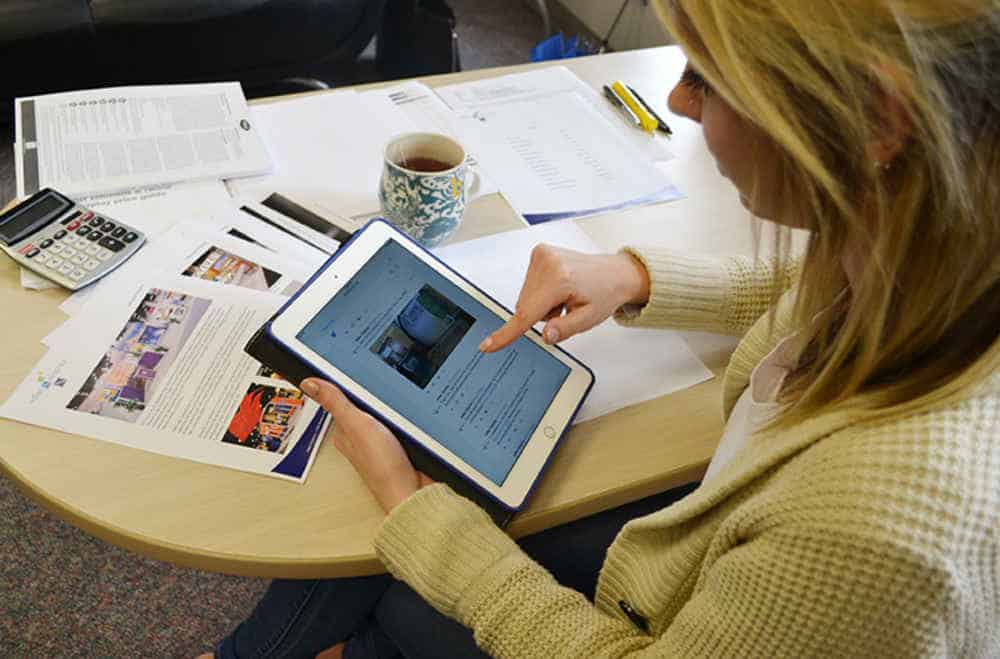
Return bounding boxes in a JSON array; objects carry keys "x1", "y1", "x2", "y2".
[{"x1": 464, "y1": 157, "x2": 483, "y2": 202}]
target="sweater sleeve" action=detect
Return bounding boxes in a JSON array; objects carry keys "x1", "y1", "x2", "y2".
[
  {"x1": 614, "y1": 248, "x2": 800, "y2": 336},
  {"x1": 376, "y1": 485, "x2": 949, "y2": 659},
  {"x1": 374, "y1": 484, "x2": 661, "y2": 658},
  {"x1": 652, "y1": 523, "x2": 946, "y2": 657}
]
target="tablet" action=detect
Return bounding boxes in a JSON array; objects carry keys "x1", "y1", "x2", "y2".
[{"x1": 269, "y1": 220, "x2": 594, "y2": 510}]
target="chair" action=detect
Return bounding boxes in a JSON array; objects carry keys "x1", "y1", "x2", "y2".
[{"x1": 0, "y1": 0, "x2": 388, "y2": 123}]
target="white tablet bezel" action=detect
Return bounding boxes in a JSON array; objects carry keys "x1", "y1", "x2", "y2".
[{"x1": 269, "y1": 221, "x2": 594, "y2": 510}]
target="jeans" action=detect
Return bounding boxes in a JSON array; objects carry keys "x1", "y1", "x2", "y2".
[{"x1": 216, "y1": 482, "x2": 698, "y2": 659}]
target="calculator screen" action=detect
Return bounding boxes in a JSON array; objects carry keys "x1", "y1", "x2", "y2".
[{"x1": 0, "y1": 193, "x2": 71, "y2": 245}]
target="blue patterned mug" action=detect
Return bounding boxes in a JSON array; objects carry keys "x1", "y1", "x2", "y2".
[{"x1": 379, "y1": 132, "x2": 479, "y2": 248}]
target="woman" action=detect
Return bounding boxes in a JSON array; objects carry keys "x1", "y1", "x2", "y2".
[{"x1": 207, "y1": 0, "x2": 1000, "y2": 656}]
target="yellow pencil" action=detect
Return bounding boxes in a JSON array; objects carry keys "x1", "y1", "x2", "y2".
[{"x1": 612, "y1": 81, "x2": 658, "y2": 133}]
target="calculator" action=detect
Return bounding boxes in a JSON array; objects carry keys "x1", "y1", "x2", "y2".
[{"x1": 0, "y1": 188, "x2": 145, "y2": 290}]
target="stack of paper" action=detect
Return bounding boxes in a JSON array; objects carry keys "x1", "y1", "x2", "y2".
[{"x1": 2, "y1": 183, "x2": 335, "y2": 483}]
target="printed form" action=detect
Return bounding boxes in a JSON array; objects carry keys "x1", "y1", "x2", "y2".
[
  {"x1": 15, "y1": 83, "x2": 271, "y2": 198},
  {"x1": 437, "y1": 68, "x2": 682, "y2": 223}
]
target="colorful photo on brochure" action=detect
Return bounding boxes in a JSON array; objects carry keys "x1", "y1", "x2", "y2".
[
  {"x1": 369, "y1": 285, "x2": 475, "y2": 389},
  {"x1": 65, "y1": 288, "x2": 211, "y2": 422},
  {"x1": 222, "y1": 383, "x2": 306, "y2": 455},
  {"x1": 182, "y1": 246, "x2": 281, "y2": 291}
]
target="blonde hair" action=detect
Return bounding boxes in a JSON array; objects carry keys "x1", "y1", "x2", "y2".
[{"x1": 656, "y1": 0, "x2": 1000, "y2": 426}]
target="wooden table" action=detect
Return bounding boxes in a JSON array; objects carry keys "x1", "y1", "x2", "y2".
[{"x1": 0, "y1": 47, "x2": 757, "y2": 578}]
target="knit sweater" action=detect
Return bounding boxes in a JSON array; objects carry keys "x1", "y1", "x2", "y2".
[{"x1": 374, "y1": 247, "x2": 1000, "y2": 658}]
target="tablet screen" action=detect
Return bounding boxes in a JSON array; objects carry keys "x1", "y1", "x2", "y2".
[{"x1": 297, "y1": 239, "x2": 570, "y2": 485}]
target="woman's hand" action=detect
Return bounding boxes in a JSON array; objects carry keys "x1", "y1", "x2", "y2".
[
  {"x1": 480, "y1": 245, "x2": 651, "y2": 353},
  {"x1": 301, "y1": 378, "x2": 432, "y2": 513}
]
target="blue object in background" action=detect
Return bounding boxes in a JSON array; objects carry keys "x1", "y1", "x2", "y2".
[{"x1": 531, "y1": 32, "x2": 589, "y2": 61}]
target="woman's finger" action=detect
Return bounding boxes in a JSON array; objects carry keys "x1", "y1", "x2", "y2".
[
  {"x1": 301, "y1": 379, "x2": 365, "y2": 430},
  {"x1": 542, "y1": 304, "x2": 603, "y2": 344},
  {"x1": 481, "y1": 284, "x2": 571, "y2": 351}
]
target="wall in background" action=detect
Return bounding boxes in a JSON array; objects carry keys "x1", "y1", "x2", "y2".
[{"x1": 552, "y1": 0, "x2": 671, "y2": 51}]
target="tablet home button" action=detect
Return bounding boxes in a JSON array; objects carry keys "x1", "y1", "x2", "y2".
[{"x1": 543, "y1": 426, "x2": 556, "y2": 438}]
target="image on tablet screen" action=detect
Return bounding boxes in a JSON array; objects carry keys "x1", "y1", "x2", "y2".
[{"x1": 369, "y1": 285, "x2": 475, "y2": 389}]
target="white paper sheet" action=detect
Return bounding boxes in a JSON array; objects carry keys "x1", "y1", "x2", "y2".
[
  {"x1": 227, "y1": 91, "x2": 417, "y2": 217},
  {"x1": 2, "y1": 275, "x2": 329, "y2": 482},
  {"x1": 447, "y1": 91, "x2": 682, "y2": 223},
  {"x1": 15, "y1": 83, "x2": 271, "y2": 197},
  {"x1": 436, "y1": 66, "x2": 675, "y2": 164},
  {"x1": 433, "y1": 222, "x2": 713, "y2": 423}
]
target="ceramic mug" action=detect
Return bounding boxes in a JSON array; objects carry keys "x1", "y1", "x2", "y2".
[{"x1": 379, "y1": 132, "x2": 479, "y2": 248}]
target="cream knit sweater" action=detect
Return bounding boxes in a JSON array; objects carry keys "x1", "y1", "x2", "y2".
[{"x1": 374, "y1": 248, "x2": 1000, "y2": 658}]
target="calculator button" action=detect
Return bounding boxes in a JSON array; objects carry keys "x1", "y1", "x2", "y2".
[
  {"x1": 84, "y1": 258, "x2": 100, "y2": 270},
  {"x1": 58, "y1": 262, "x2": 74, "y2": 275},
  {"x1": 71, "y1": 253, "x2": 87, "y2": 265},
  {"x1": 89, "y1": 216, "x2": 103, "y2": 227},
  {"x1": 96, "y1": 248, "x2": 113, "y2": 261},
  {"x1": 18, "y1": 243, "x2": 34, "y2": 255},
  {"x1": 112, "y1": 227, "x2": 127, "y2": 239},
  {"x1": 77, "y1": 226, "x2": 91, "y2": 237},
  {"x1": 70, "y1": 268, "x2": 87, "y2": 281},
  {"x1": 87, "y1": 231, "x2": 103, "y2": 242},
  {"x1": 101, "y1": 221, "x2": 117, "y2": 233},
  {"x1": 123, "y1": 231, "x2": 138, "y2": 243},
  {"x1": 99, "y1": 236, "x2": 126, "y2": 252},
  {"x1": 25, "y1": 248, "x2": 40, "y2": 258},
  {"x1": 60, "y1": 211, "x2": 81, "y2": 225},
  {"x1": 39, "y1": 238, "x2": 53, "y2": 249},
  {"x1": 54, "y1": 230, "x2": 67, "y2": 239},
  {"x1": 85, "y1": 244, "x2": 99, "y2": 256},
  {"x1": 49, "y1": 244, "x2": 64, "y2": 256},
  {"x1": 79, "y1": 211, "x2": 94, "y2": 223},
  {"x1": 45, "y1": 255, "x2": 63, "y2": 268},
  {"x1": 67, "y1": 220, "x2": 81, "y2": 231},
  {"x1": 62, "y1": 246, "x2": 77, "y2": 258}
]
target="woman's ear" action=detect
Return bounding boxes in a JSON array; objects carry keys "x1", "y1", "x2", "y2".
[
  {"x1": 669, "y1": 78, "x2": 704, "y2": 123},
  {"x1": 867, "y1": 63, "x2": 915, "y2": 167}
]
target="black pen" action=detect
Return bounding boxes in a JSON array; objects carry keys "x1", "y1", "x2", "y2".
[
  {"x1": 602, "y1": 84, "x2": 641, "y2": 128},
  {"x1": 626, "y1": 84, "x2": 673, "y2": 136}
]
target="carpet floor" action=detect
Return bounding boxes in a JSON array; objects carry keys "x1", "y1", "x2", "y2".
[{"x1": 1, "y1": 1, "x2": 545, "y2": 656}]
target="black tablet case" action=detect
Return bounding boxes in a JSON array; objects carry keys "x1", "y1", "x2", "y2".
[{"x1": 245, "y1": 318, "x2": 516, "y2": 528}]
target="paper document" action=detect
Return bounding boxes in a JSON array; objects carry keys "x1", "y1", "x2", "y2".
[
  {"x1": 2, "y1": 275, "x2": 329, "y2": 482},
  {"x1": 228, "y1": 91, "x2": 417, "y2": 217},
  {"x1": 434, "y1": 222, "x2": 713, "y2": 423},
  {"x1": 449, "y1": 91, "x2": 682, "y2": 224},
  {"x1": 436, "y1": 66, "x2": 674, "y2": 164},
  {"x1": 15, "y1": 83, "x2": 271, "y2": 198}
]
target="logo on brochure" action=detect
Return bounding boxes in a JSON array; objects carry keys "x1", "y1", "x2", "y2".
[
  {"x1": 30, "y1": 362, "x2": 68, "y2": 404},
  {"x1": 35, "y1": 370, "x2": 66, "y2": 391}
]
